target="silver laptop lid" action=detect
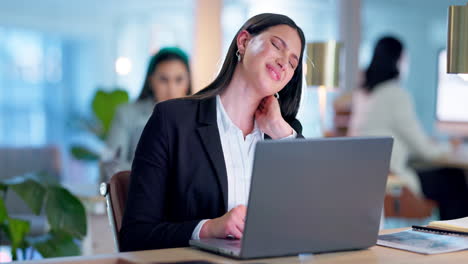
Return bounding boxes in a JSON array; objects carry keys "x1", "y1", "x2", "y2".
[{"x1": 240, "y1": 137, "x2": 393, "y2": 259}]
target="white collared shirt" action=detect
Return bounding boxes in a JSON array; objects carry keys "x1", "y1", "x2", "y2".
[
  {"x1": 216, "y1": 95, "x2": 264, "y2": 211},
  {"x1": 191, "y1": 95, "x2": 296, "y2": 239}
]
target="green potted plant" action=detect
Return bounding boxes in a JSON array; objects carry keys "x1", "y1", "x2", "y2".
[
  {"x1": 70, "y1": 88, "x2": 129, "y2": 161},
  {"x1": 0, "y1": 172, "x2": 87, "y2": 260}
]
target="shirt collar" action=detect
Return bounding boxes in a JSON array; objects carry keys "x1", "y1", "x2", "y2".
[{"x1": 216, "y1": 95, "x2": 235, "y2": 132}]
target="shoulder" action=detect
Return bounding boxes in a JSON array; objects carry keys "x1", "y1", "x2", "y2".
[
  {"x1": 113, "y1": 101, "x2": 152, "y2": 126},
  {"x1": 373, "y1": 80, "x2": 410, "y2": 102},
  {"x1": 113, "y1": 103, "x2": 135, "y2": 122},
  {"x1": 116, "y1": 102, "x2": 133, "y2": 114},
  {"x1": 155, "y1": 97, "x2": 200, "y2": 115},
  {"x1": 134, "y1": 99, "x2": 155, "y2": 111},
  {"x1": 116, "y1": 100, "x2": 150, "y2": 116},
  {"x1": 152, "y1": 97, "x2": 208, "y2": 126}
]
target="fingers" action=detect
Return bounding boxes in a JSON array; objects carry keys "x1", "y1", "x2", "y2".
[
  {"x1": 227, "y1": 223, "x2": 243, "y2": 239},
  {"x1": 203, "y1": 205, "x2": 248, "y2": 239},
  {"x1": 226, "y1": 205, "x2": 247, "y2": 239},
  {"x1": 234, "y1": 205, "x2": 247, "y2": 219},
  {"x1": 229, "y1": 215, "x2": 244, "y2": 239},
  {"x1": 257, "y1": 96, "x2": 275, "y2": 113},
  {"x1": 257, "y1": 99, "x2": 266, "y2": 112},
  {"x1": 231, "y1": 205, "x2": 247, "y2": 224},
  {"x1": 221, "y1": 215, "x2": 243, "y2": 239}
]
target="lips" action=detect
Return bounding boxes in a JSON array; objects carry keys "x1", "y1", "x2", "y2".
[{"x1": 266, "y1": 63, "x2": 281, "y2": 81}]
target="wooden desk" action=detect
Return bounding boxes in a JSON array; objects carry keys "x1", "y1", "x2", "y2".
[{"x1": 15, "y1": 229, "x2": 468, "y2": 264}]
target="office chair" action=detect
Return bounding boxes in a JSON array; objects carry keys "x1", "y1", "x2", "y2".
[
  {"x1": 100, "y1": 170, "x2": 131, "y2": 252},
  {"x1": 385, "y1": 174, "x2": 437, "y2": 219}
]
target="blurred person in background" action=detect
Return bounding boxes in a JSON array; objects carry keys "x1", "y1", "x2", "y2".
[
  {"x1": 348, "y1": 36, "x2": 468, "y2": 220},
  {"x1": 120, "y1": 13, "x2": 305, "y2": 251},
  {"x1": 105, "y1": 47, "x2": 192, "y2": 172}
]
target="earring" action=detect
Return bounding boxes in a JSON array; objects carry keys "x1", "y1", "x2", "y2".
[
  {"x1": 274, "y1": 92, "x2": 280, "y2": 99},
  {"x1": 236, "y1": 50, "x2": 241, "y2": 62}
]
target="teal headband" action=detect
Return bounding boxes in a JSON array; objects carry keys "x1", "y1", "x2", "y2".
[{"x1": 146, "y1": 47, "x2": 190, "y2": 76}]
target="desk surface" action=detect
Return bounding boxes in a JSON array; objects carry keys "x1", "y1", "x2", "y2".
[{"x1": 16, "y1": 228, "x2": 468, "y2": 264}]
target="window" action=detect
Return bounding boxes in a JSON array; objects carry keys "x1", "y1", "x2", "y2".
[{"x1": 0, "y1": 28, "x2": 63, "y2": 146}]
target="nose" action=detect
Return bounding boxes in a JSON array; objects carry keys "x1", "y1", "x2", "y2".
[
  {"x1": 169, "y1": 82, "x2": 180, "y2": 96},
  {"x1": 276, "y1": 56, "x2": 287, "y2": 71}
]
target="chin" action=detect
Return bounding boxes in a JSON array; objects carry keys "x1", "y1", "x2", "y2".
[
  {"x1": 257, "y1": 84, "x2": 278, "y2": 98},
  {"x1": 258, "y1": 75, "x2": 279, "y2": 94},
  {"x1": 248, "y1": 72, "x2": 276, "y2": 98}
]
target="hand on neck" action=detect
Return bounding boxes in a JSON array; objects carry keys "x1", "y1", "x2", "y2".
[{"x1": 220, "y1": 68, "x2": 263, "y2": 137}]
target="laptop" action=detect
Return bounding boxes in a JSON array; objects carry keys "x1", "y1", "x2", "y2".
[{"x1": 190, "y1": 137, "x2": 393, "y2": 259}]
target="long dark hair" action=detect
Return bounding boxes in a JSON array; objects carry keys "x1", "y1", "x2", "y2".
[
  {"x1": 137, "y1": 47, "x2": 192, "y2": 101},
  {"x1": 193, "y1": 13, "x2": 306, "y2": 122},
  {"x1": 363, "y1": 36, "x2": 403, "y2": 93}
]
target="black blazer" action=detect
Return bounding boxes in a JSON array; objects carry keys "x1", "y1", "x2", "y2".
[{"x1": 119, "y1": 96, "x2": 303, "y2": 252}]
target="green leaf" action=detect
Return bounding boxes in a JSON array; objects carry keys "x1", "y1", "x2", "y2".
[
  {"x1": 45, "y1": 186, "x2": 87, "y2": 238},
  {"x1": 70, "y1": 146, "x2": 100, "y2": 161},
  {"x1": 0, "y1": 182, "x2": 7, "y2": 193},
  {"x1": 28, "y1": 230, "x2": 80, "y2": 258},
  {"x1": 92, "y1": 89, "x2": 129, "y2": 137},
  {"x1": 4, "y1": 217, "x2": 30, "y2": 260},
  {"x1": 2, "y1": 177, "x2": 46, "y2": 215},
  {"x1": 6, "y1": 218, "x2": 30, "y2": 246},
  {"x1": 31, "y1": 171, "x2": 60, "y2": 186},
  {"x1": 0, "y1": 198, "x2": 7, "y2": 223}
]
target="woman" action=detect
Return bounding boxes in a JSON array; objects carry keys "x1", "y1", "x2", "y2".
[
  {"x1": 349, "y1": 36, "x2": 468, "y2": 220},
  {"x1": 120, "y1": 13, "x2": 306, "y2": 251},
  {"x1": 106, "y1": 47, "x2": 191, "y2": 171}
]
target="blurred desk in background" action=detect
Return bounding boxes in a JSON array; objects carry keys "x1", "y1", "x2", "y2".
[
  {"x1": 434, "y1": 143, "x2": 468, "y2": 169},
  {"x1": 410, "y1": 143, "x2": 468, "y2": 170}
]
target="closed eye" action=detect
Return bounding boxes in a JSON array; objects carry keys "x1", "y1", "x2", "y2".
[
  {"x1": 176, "y1": 76, "x2": 184, "y2": 83},
  {"x1": 271, "y1": 40, "x2": 280, "y2": 50}
]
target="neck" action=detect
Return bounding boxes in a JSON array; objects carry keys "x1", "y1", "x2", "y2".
[{"x1": 220, "y1": 66, "x2": 263, "y2": 136}]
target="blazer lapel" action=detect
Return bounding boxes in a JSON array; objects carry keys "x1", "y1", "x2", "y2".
[{"x1": 196, "y1": 97, "x2": 228, "y2": 211}]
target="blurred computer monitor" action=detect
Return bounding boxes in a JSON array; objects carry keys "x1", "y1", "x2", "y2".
[{"x1": 436, "y1": 49, "x2": 468, "y2": 136}]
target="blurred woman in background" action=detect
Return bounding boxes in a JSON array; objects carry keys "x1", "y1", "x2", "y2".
[
  {"x1": 349, "y1": 36, "x2": 468, "y2": 220},
  {"x1": 106, "y1": 47, "x2": 192, "y2": 171}
]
